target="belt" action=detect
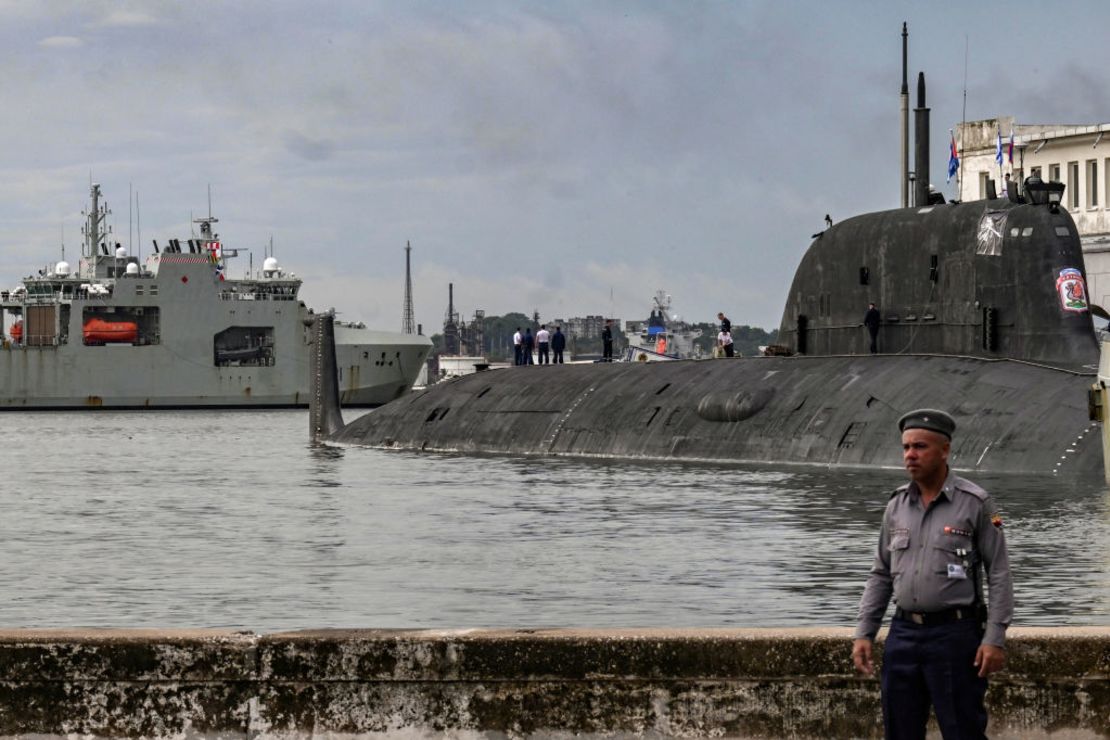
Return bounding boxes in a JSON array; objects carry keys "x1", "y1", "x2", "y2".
[{"x1": 894, "y1": 606, "x2": 978, "y2": 626}]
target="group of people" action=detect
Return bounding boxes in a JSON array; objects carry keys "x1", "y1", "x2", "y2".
[
  {"x1": 512, "y1": 321, "x2": 616, "y2": 364},
  {"x1": 512, "y1": 325, "x2": 566, "y2": 365}
]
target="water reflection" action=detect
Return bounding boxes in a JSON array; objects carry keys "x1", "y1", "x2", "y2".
[{"x1": 0, "y1": 410, "x2": 1106, "y2": 629}]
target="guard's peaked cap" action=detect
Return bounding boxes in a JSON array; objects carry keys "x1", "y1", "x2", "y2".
[{"x1": 898, "y1": 408, "x2": 956, "y2": 439}]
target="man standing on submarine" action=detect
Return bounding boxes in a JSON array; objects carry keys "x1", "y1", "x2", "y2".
[
  {"x1": 852, "y1": 409, "x2": 1013, "y2": 739},
  {"x1": 864, "y1": 302, "x2": 881, "y2": 354}
]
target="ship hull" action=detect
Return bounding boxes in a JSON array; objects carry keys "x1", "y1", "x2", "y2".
[
  {"x1": 0, "y1": 318, "x2": 430, "y2": 409},
  {"x1": 330, "y1": 356, "x2": 1101, "y2": 477}
]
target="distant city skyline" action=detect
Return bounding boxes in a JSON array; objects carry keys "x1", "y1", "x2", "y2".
[{"x1": 2, "y1": 3, "x2": 1109, "y2": 330}]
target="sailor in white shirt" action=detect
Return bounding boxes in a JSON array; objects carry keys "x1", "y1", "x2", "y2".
[
  {"x1": 513, "y1": 328, "x2": 523, "y2": 366},
  {"x1": 536, "y1": 325, "x2": 551, "y2": 365}
]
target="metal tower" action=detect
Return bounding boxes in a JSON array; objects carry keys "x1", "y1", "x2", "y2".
[
  {"x1": 443, "y1": 282, "x2": 460, "y2": 354},
  {"x1": 401, "y1": 241, "x2": 415, "y2": 334}
]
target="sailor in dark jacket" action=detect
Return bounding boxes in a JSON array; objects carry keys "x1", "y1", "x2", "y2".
[
  {"x1": 852, "y1": 409, "x2": 1013, "y2": 740},
  {"x1": 864, "y1": 302, "x2": 881, "y2": 353},
  {"x1": 601, "y1": 320, "x2": 614, "y2": 361},
  {"x1": 522, "y1": 328, "x2": 535, "y2": 365},
  {"x1": 551, "y1": 326, "x2": 566, "y2": 364}
]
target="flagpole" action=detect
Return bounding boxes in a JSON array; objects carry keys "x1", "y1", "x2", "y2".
[
  {"x1": 959, "y1": 34, "x2": 967, "y2": 198},
  {"x1": 998, "y1": 128, "x2": 1003, "y2": 191}
]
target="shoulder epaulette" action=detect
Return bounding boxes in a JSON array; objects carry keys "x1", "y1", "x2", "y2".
[
  {"x1": 891, "y1": 482, "x2": 911, "y2": 498},
  {"x1": 951, "y1": 475, "x2": 989, "y2": 501}
]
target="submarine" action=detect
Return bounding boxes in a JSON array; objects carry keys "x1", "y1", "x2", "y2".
[{"x1": 308, "y1": 74, "x2": 1103, "y2": 477}]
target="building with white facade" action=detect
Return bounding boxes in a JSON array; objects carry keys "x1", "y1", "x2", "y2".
[{"x1": 956, "y1": 117, "x2": 1110, "y2": 312}]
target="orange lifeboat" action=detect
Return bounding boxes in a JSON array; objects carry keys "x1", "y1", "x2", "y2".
[
  {"x1": 83, "y1": 318, "x2": 138, "y2": 344},
  {"x1": 9, "y1": 320, "x2": 22, "y2": 343}
]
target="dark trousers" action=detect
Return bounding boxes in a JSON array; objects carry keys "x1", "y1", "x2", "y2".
[
  {"x1": 514, "y1": 345, "x2": 522, "y2": 365},
  {"x1": 868, "y1": 326, "x2": 879, "y2": 353},
  {"x1": 553, "y1": 349, "x2": 564, "y2": 363},
  {"x1": 881, "y1": 617, "x2": 988, "y2": 740},
  {"x1": 723, "y1": 344, "x2": 734, "y2": 357},
  {"x1": 525, "y1": 346, "x2": 534, "y2": 365},
  {"x1": 538, "y1": 342, "x2": 549, "y2": 364},
  {"x1": 603, "y1": 340, "x2": 613, "y2": 360}
]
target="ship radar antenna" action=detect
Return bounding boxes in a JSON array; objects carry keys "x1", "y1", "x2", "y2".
[
  {"x1": 81, "y1": 182, "x2": 110, "y2": 260},
  {"x1": 402, "y1": 241, "x2": 416, "y2": 334},
  {"x1": 193, "y1": 187, "x2": 219, "y2": 244}
]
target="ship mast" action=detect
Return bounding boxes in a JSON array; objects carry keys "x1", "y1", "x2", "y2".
[
  {"x1": 82, "y1": 183, "x2": 110, "y2": 263},
  {"x1": 194, "y1": 185, "x2": 220, "y2": 258}
]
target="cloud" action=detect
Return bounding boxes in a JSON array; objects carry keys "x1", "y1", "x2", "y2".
[
  {"x1": 3, "y1": 3, "x2": 1110, "y2": 334},
  {"x1": 38, "y1": 35, "x2": 83, "y2": 48},
  {"x1": 282, "y1": 131, "x2": 337, "y2": 162},
  {"x1": 93, "y1": 9, "x2": 158, "y2": 27}
]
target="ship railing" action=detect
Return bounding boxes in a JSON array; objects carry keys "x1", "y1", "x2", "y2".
[{"x1": 218, "y1": 290, "x2": 297, "y2": 302}]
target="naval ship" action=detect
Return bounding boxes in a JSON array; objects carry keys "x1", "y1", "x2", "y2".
[
  {"x1": 623, "y1": 290, "x2": 704, "y2": 361},
  {"x1": 0, "y1": 184, "x2": 431, "y2": 409}
]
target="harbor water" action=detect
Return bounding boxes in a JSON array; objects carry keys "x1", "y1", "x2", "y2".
[{"x1": 1, "y1": 410, "x2": 1108, "y2": 630}]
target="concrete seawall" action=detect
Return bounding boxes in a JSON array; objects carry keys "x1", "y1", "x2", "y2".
[{"x1": 0, "y1": 627, "x2": 1106, "y2": 738}]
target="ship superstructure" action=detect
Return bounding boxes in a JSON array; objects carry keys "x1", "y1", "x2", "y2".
[
  {"x1": 0, "y1": 183, "x2": 431, "y2": 408},
  {"x1": 623, "y1": 290, "x2": 703, "y2": 360}
]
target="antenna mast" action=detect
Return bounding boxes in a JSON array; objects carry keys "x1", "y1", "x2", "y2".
[
  {"x1": 959, "y1": 34, "x2": 969, "y2": 196},
  {"x1": 81, "y1": 183, "x2": 110, "y2": 261},
  {"x1": 900, "y1": 22, "x2": 909, "y2": 208},
  {"x1": 402, "y1": 241, "x2": 416, "y2": 334}
]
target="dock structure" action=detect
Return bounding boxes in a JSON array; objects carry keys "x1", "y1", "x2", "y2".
[{"x1": 0, "y1": 627, "x2": 1106, "y2": 738}]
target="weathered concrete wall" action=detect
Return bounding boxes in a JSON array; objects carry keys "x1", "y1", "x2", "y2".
[{"x1": 0, "y1": 627, "x2": 1106, "y2": 738}]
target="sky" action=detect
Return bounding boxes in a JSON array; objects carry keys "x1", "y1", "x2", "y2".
[{"x1": 2, "y1": 1, "x2": 1110, "y2": 332}]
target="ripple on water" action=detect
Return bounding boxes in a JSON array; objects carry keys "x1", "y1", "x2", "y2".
[{"x1": 0, "y1": 410, "x2": 1107, "y2": 629}]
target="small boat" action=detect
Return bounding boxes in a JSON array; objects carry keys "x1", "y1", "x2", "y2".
[
  {"x1": 82, "y1": 318, "x2": 139, "y2": 345},
  {"x1": 622, "y1": 290, "x2": 702, "y2": 360}
]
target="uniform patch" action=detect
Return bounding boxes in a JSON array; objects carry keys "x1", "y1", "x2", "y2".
[
  {"x1": 944, "y1": 525, "x2": 973, "y2": 537},
  {"x1": 991, "y1": 514, "x2": 1004, "y2": 529}
]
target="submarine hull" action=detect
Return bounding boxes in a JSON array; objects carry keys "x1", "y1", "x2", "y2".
[{"x1": 330, "y1": 357, "x2": 1100, "y2": 477}]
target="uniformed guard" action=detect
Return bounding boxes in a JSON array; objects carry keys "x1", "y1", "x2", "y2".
[{"x1": 852, "y1": 408, "x2": 1013, "y2": 739}]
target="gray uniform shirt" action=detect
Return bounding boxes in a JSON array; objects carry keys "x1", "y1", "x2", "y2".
[{"x1": 854, "y1": 470, "x2": 1014, "y2": 646}]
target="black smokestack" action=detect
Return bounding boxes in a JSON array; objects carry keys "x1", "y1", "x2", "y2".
[{"x1": 914, "y1": 71, "x2": 930, "y2": 207}]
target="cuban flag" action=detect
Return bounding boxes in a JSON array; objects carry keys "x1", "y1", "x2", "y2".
[
  {"x1": 1008, "y1": 125, "x2": 1014, "y2": 164},
  {"x1": 995, "y1": 127, "x2": 1003, "y2": 165},
  {"x1": 947, "y1": 133, "x2": 959, "y2": 183}
]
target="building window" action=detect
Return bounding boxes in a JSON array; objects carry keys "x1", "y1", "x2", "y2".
[
  {"x1": 1105, "y1": 159, "x2": 1110, "y2": 208},
  {"x1": 1068, "y1": 162, "x2": 1079, "y2": 209},
  {"x1": 1088, "y1": 160, "x2": 1099, "y2": 208},
  {"x1": 1049, "y1": 163, "x2": 1061, "y2": 182},
  {"x1": 979, "y1": 172, "x2": 990, "y2": 200}
]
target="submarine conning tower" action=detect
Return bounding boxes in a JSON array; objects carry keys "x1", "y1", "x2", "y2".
[{"x1": 778, "y1": 190, "x2": 1098, "y2": 369}]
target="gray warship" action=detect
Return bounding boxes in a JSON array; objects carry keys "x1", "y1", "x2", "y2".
[
  {"x1": 306, "y1": 70, "x2": 1103, "y2": 477},
  {"x1": 0, "y1": 184, "x2": 431, "y2": 408}
]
